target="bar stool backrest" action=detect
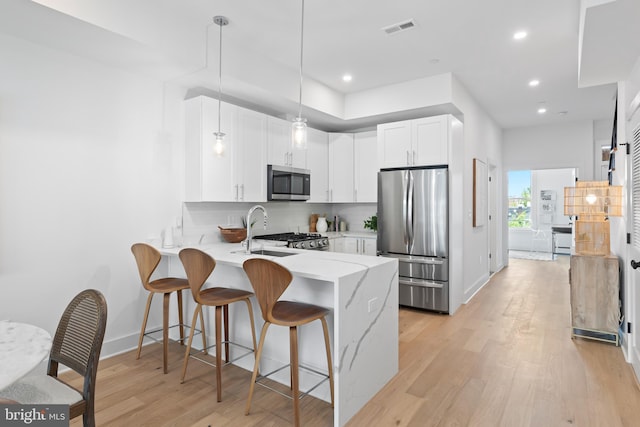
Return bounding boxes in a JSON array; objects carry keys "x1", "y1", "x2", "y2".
[
  {"x1": 178, "y1": 248, "x2": 216, "y2": 304},
  {"x1": 242, "y1": 258, "x2": 293, "y2": 323},
  {"x1": 131, "y1": 243, "x2": 162, "y2": 290}
]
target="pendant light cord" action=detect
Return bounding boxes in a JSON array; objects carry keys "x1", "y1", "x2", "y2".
[
  {"x1": 297, "y1": 0, "x2": 305, "y2": 119},
  {"x1": 217, "y1": 19, "x2": 223, "y2": 135}
]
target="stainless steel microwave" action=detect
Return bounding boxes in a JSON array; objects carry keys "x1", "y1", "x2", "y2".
[{"x1": 267, "y1": 165, "x2": 310, "y2": 201}]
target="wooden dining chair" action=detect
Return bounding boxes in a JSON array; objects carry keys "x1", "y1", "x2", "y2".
[
  {"x1": 242, "y1": 258, "x2": 334, "y2": 427},
  {"x1": 0, "y1": 289, "x2": 108, "y2": 427},
  {"x1": 131, "y1": 242, "x2": 194, "y2": 374},
  {"x1": 178, "y1": 248, "x2": 258, "y2": 402}
]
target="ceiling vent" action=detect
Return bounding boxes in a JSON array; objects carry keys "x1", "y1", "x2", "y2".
[{"x1": 382, "y1": 19, "x2": 417, "y2": 35}]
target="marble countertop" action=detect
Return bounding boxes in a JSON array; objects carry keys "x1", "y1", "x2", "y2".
[{"x1": 159, "y1": 241, "x2": 393, "y2": 281}]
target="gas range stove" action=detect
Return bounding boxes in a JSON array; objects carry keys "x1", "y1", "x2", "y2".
[{"x1": 253, "y1": 232, "x2": 329, "y2": 250}]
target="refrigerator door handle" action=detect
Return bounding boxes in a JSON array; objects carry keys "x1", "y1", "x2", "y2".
[
  {"x1": 407, "y1": 171, "x2": 414, "y2": 247},
  {"x1": 396, "y1": 257, "x2": 445, "y2": 265},
  {"x1": 399, "y1": 278, "x2": 444, "y2": 289},
  {"x1": 402, "y1": 170, "x2": 409, "y2": 245}
]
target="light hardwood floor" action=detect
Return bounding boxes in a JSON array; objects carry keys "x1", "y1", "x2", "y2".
[{"x1": 66, "y1": 257, "x2": 640, "y2": 426}]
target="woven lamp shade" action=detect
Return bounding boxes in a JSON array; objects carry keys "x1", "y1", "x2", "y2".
[
  {"x1": 563, "y1": 181, "x2": 623, "y2": 255},
  {"x1": 564, "y1": 181, "x2": 623, "y2": 218}
]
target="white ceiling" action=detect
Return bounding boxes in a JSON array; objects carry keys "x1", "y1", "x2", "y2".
[{"x1": 2, "y1": 0, "x2": 639, "y2": 132}]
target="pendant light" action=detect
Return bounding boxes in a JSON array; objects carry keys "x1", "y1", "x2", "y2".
[
  {"x1": 213, "y1": 15, "x2": 229, "y2": 157},
  {"x1": 291, "y1": 0, "x2": 307, "y2": 150}
]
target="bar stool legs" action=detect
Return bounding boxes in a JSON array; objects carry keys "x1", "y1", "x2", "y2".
[
  {"x1": 242, "y1": 258, "x2": 334, "y2": 426},
  {"x1": 131, "y1": 243, "x2": 192, "y2": 375},
  {"x1": 178, "y1": 247, "x2": 258, "y2": 403},
  {"x1": 135, "y1": 289, "x2": 187, "y2": 374}
]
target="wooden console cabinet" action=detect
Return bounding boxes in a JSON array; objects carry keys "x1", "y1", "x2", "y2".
[{"x1": 569, "y1": 253, "x2": 620, "y2": 345}]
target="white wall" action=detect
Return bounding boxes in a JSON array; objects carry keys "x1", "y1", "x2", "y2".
[
  {"x1": 0, "y1": 33, "x2": 186, "y2": 355},
  {"x1": 503, "y1": 120, "x2": 595, "y2": 180},
  {"x1": 451, "y1": 77, "x2": 504, "y2": 304}
]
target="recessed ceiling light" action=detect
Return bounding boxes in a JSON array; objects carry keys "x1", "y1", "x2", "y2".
[
  {"x1": 342, "y1": 74, "x2": 352, "y2": 82},
  {"x1": 529, "y1": 79, "x2": 540, "y2": 87},
  {"x1": 513, "y1": 31, "x2": 528, "y2": 40},
  {"x1": 538, "y1": 107, "x2": 547, "y2": 114}
]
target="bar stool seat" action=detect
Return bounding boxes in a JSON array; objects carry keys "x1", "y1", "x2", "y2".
[
  {"x1": 179, "y1": 248, "x2": 258, "y2": 403},
  {"x1": 131, "y1": 243, "x2": 197, "y2": 374},
  {"x1": 242, "y1": 258, "x2": 334, "y2": 427}
]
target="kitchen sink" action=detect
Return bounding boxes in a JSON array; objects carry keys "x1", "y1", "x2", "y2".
[
  {"x1": 232, "y1": 249, "x2": 297, "y2": 257},
  {"x1": 250, "y1": 249, "x2": 297, "y2": 257}
]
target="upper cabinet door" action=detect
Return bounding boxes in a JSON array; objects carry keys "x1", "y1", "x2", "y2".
[
  {"x1": 185, "y1": 96, "x2": 238, "y2": 202},
  {"x1": 354, "y1": 131, "x2": 378, "y2": 202},
  {"x1": 236, "y1": 106, "x2": 267, "y2": 202},
  {"x1": 328, "y1": 133, "x2": 355, "y2": 202},
  {"x1": 412, "y1": 115, "x2": 448, "y2": 166},
  {"x1": 377, "y1": 115, "x2": 451, "y2": 169},
  {"x1": 377, "y1": 120, "x2": 412, "y2": 168},
  {"x1": 307, "y1": 127, "x2": 329, "y2": 202},
  {"x1": 267, "y1": 116, "x2": 306, "y2": 169}
]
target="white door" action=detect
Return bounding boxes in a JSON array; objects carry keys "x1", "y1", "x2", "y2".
[
  {"x1": 489, "y1": 164, "x2": 497, "y2": 273},
  {"x1": 629, "y1": 121, "x2": 640, "y2": 378}
]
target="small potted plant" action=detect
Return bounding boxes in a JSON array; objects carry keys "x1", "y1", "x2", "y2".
[{"x1": 364, "y1": 215, "x2": 377, "y2": 232}]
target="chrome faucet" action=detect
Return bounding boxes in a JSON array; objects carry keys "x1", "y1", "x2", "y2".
[{"x1": 244, "y1": 205, "x2": 268, "y2": 254}]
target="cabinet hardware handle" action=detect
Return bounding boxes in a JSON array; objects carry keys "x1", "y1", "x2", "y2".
[
  {"x1": 240, "y1": 184, "x2": 244, "y2": 201},
  {"x1": 632, "y1": 260, "x2": 640, "y2": 269},
  {"x1": 354, "y1": 189, "x2": 357, "y2": 202},
  {"x1": 406, "y1": 150, "x2": 410, "y2": 165},
  {"x1": 330, "y1": 189, "x2": 333, "y2": 201},
  {"x1": 413, "y1": 150, "x2": 416, "y2": 165},
  {"x1": 284, "y1": 152, "x2": 288, "y2": 165},
  {"x1": 234, "y1": 185, "x2": 239, "y2": 201}
]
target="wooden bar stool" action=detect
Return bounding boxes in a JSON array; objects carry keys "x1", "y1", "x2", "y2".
[
  {"x1": 242, "y1": 258, "x2": 334, "y2": 427},
  {"x1": 178, "y1": 248, "x2": 258, "y2": 402},
  {"x1": 131, "y1": 243, "x2": 195, "y2": 374}
]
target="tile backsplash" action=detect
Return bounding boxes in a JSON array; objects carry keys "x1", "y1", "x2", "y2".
[{"x1": 182, "y1": 201, "x2": 376, "y2": 244}]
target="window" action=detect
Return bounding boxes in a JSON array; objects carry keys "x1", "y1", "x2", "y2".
[{"x1": 508, "y1": 170, "x2": 531, "y2": 228}]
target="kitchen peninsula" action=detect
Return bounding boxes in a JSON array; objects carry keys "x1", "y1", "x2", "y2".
[{"x1": 158, "y1": 242, "x2": 398, "y2": 426}]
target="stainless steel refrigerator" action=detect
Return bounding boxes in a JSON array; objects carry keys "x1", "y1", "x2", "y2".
[{"x1": 378, "y1": 167, "x2": 449, "y2": 312}]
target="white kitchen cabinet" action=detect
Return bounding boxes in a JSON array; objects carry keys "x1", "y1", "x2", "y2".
[
  {"x1": 377, "y1": 115, "x2": 450, "y2": 168},
  {"x1": 344, "y1": 236, "x2": 377, "y2": 255},
  {"x1": 184, "y1": 96, "x2": 266, "y2": 202},
  {"x1": 267, "y1": 116, "x2": 306, "y2": 168},
  {"x1": 328, "y1": 133, "x2": 355, "y2": 202},
  {"x1": 329, "y1": 236, "x2": 345, "y2": 253},
  {"x1": 337, "y1": 235, "x2": 377, "y2": 256},
  {"x1": 354, "y1": 131, "x2": 378, "y2": 202},
  {"x1": 236, "y1": 106, "x2": 267, "y2": 201},
  {"x1": 185, "y1": 96, "x2": 236, "y2": 201},
  {"x1": 307, "y1": 127, "x2": 329, "y2": 202},
  {"x1": 377, "y1": 120, "x2": 412, "y2": 168}
]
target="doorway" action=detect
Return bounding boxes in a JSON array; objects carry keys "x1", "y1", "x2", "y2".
[{"x1": 507, "y1": 168, "x2": 576, "y2": 260}]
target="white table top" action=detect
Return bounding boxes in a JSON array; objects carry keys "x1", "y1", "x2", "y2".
[{"x1": 0, "y1": 320, "x2": 52, "y2": 390}]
